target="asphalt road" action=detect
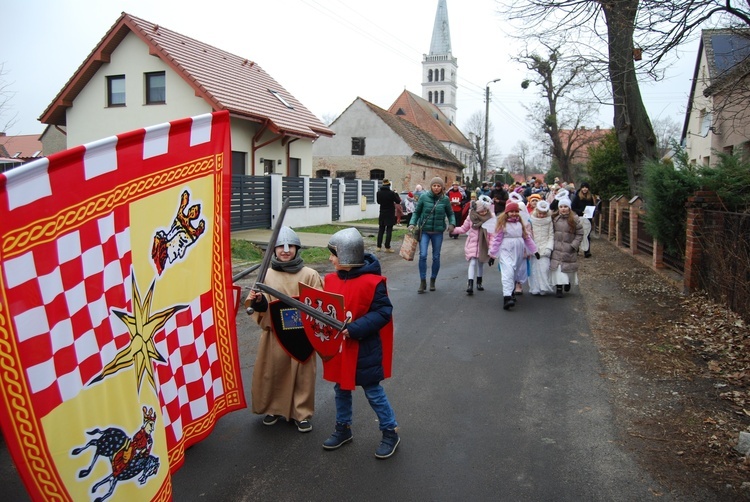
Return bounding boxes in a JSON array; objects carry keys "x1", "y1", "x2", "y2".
[{"x1": 0, "y1": 233, "x2": 671, "y2": 501}]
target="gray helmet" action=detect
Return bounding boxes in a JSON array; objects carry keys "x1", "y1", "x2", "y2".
[
  {"x1": 327, "y1": 228, "x2": 364, "y2": 266},
  {"x1": 276, "y1": 226, "x2": 301, "y2": 252}
]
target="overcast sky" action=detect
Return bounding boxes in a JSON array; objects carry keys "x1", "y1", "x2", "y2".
[{"x1": 3, "y1": 0, "x2": 698, "y2": 157}]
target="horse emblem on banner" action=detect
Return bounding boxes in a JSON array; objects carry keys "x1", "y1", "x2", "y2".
[
  {"x1": 71, "y1": 406, "x2": 160, "y2": 502},
  {"x1": 298, "y1": 282, "x2": 348, "y2": 360}
]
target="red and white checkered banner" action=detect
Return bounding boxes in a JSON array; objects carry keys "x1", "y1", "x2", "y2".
[{"x1": 0, "y1": 111, "x2": 245, "y2": 501}]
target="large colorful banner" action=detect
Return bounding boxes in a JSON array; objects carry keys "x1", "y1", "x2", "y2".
[{"x1": 0, "y1": 110, "x2": 245, "y2": 501}]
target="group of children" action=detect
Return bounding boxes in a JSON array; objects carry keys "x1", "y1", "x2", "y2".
[
  {"x1": 244, "y1": 227, "x2": 400, "y2": 460},
  {"x1": 451, "y1": 189, "x2": 585, "y2": 310}
]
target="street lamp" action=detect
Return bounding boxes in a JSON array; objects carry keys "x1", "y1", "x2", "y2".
[{"x1": 482, "y1": 78, "x2": 500, "y2": 184}]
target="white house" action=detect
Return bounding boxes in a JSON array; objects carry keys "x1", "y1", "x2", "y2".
[
  {"x1": 681, "y1": 28, "x2": 750, "y2": 167},
  {"x1": 39, "y1": 12, "x2": 333, "y2": 176},
  {"x1": 312, "y1": 97, "x2": 463, "y2": 192}
]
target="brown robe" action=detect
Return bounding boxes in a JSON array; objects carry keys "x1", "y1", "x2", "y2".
[{"x1": 245, "y1": 266, "x2": 323, "y2": 422}]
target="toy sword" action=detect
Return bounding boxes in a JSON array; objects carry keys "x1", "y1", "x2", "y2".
[
  {"x1": 246, "y1": 198, "x2": 291, "y2": 314},
  {"x1": 254, "y1": 282, "x2": 349, "y2": 332}
]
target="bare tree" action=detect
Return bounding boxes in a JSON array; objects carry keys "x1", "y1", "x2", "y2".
[
  {"x1": 463, "y1": 110, "x2": 501, "y2": 182},
  {"x1": 0, "y1": 62, "x2": 18, "y2": 134},
  {"x1": 499, "y1": 0, "x2": 750, "y2": 196},
  {"x1": 516, "y1": 42, "x2": 601, "y2": 182},
  {"x1": 652, "y1": 116, "x2": 682, "y2": 158}
]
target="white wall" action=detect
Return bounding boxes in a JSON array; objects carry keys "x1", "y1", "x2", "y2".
[
  {"x1": 313, "y1": 99, "x2": 413, "y2": 157},
  {"x1": 67, "y1": 32, "x2": 211, "y2": 148}
]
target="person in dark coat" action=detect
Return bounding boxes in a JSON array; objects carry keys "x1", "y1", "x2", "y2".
[
  {"x1": 571, "y1": 182, "x2": 597, "y2": 258},
  {"x1": 322, "y1": 228, "x2": 400, "y2": 459},
  {"x1": 375, "y1": 179, "x2": 402, "y2": 252},
  {"x1": 490, "y1": 181, "x2": 509, "y2": 215}
]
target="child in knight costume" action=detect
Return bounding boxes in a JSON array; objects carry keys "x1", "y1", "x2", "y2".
[
  {"x1": 322, "y1": 228, "x2": 400, "y2": 459},
  {"x1": 245, "y1": 227, "x2": 323, "y2": 432}
]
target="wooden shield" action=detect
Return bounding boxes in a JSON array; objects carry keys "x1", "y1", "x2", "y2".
[
  {"x1": 298, "y1": 283, "x2": 347, "y2": 361},
  {"x1": 268, "y1": 300, "x2": 314, "y2": 363}
]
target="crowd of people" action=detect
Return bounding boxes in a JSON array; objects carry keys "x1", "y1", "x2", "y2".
[{"x1": 394, "y1": 175, "x2": 599, "y2": 306}]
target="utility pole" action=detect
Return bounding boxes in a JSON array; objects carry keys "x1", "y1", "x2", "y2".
[{"x1": 483, "y1": 79, "x2": 500, "y2": 184}]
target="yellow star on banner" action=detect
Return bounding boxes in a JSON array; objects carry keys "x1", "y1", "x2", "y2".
[{"x1": 91, "y1": 272, "x2": 188, "y2": 393}]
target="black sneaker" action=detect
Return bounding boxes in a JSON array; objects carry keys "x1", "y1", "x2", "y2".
[
  {"x1": 295, "y1": 419, "x2": 312, "y2": 433},
  {"x1": 375, "y1": 429, "x2": 400, "y2": 459},
  {"x1": 564, "y1": 284, "x2": 571, "y2": 292},
  {"x1": 262, "y1": 415, "x2": 280, "y2": 426}
]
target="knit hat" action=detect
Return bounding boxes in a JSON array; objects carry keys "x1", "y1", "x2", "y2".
[
  {"x1": 536, "y1": 200, "x2": 550, "y2": 212},
  {"x1": 527, "y1": 193, "x2": 542, "y2": 203},
  {"x1": 505, "y1": 201, "x2": 520, "y2": 213},
  {"x1": 430, "y1": 177, "x2": 445, "y2": 189},
  {"x1": 555, "y1": 188, "x2": 570, "y2": 201},
  {"x1": 580, "y1": 182, "x2": 590, "y2": 189},
  {"x1": 408, "y1": 191, "x2": 414, "y2": 198},
  {"x1": 476, "y1": 195, "x2": 492, "y2": 212},
  {"x1": 382, "y1": 179, "x2": 391, "y2": 186},
  {"x1": 557, "y1": 197, "x2": 572, "y2": 208},
  {"x1": 509, "y1": 191, "x2": 524, "y2": 203}
]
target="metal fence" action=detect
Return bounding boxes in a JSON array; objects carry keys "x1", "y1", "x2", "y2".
[{"x1": 698, "y1": 210, "x2": 750, "y2": 321}]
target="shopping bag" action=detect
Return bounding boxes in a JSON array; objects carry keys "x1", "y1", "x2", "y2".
[{"x1": 399, "y1": 231, "x2": 418, "y2": 261}]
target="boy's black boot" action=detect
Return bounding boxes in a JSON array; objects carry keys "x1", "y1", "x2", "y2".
[
  {"x1": 466, "y1": 279, "x2": 474, "y2": 295},
  {"x1": 418, "y1": 279, "x2": 427, "y2": 294},
  {"x1": 375, "y1": 429, "x2": 400, "y2": 459},
  {"x1": 323, "y1": 423, "x2": 352, "y2": 450},
  {"x1": 503, "y1": 296, "x2": 514, "y2": 310},
  {"x1": 429, "y1": 278, "x2": 436, "y2": 291},
  {"x1": 556, "y1": 285, "x2": 563, "y2": 298},
  {"x1": 476, "y1": 277, "x2": 484, "y2": 291}
]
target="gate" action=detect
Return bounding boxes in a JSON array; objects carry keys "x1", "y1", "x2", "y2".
[
  {"x1": 331, "y1": 179, "x2": 340, "y2": 221},
  {"x1": 231, "y1": 175, "x2": 271, "y2": 229}
]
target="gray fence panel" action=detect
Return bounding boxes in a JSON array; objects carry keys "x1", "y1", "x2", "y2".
[
  {"x1": 344, "y1": 180, "x2": 358, "y2": 205},
  {"x1": 282, "y1": 177, "x2": 305, "y2": 207},
  {"x1": 362, "y1": 181, "x2": 376, "y2": 203},
  {"x1": 231, "y1": 175, "x2": 271, "y2": 230},
  {"x1": 309, "y1": 178, "x2": 328, "y2": 207}
]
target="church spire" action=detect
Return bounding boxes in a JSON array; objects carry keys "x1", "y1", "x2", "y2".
[
  {"x1": 429, "y1": 0, "x2": 452, "y2": 55},
  {"x1": 422, "y1": 0, "x2": 458, "y2": 123}
]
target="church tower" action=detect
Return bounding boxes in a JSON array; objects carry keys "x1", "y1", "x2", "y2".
[{"x1": 422, "y1": 0, "x2": 458, "y2": 123}]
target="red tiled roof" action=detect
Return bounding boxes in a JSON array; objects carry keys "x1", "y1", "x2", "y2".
[
  {"x1": 0, "y1": 134, "x2": 44, "y2": 160},
  {"x1": 388, "y1": 90, "x2": 472, "y2": 149},
  {"x1": 360, "y1": 98, "x2": 462, "y2": 169},
  {"x1": 558, "y1": 127, "x2": 611, "y2": 165},
  {"x1": 39, "y1": 13, "x2": 332, "y2": 140}
]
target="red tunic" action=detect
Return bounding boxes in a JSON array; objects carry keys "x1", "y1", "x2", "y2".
[{"x1": 322, "y1": 273, "x2": 394, "y2": 390}]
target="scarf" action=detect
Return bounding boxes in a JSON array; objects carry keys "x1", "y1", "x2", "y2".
[
  {"x1": 469, "y1": 208, "x2": 493, "y2": 229},
  {"x1": 271, "y1": 253, "x2": 304, "y2": 274},
  {"x1": 507, "y1": 215, "x2": 521, "y2": 223}
]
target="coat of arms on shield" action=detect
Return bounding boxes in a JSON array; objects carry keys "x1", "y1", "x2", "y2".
[{"x1": 298, "y1": 282, "x2": 347, "y2": 360}]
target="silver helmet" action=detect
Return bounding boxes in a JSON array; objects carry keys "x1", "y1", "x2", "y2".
[
  {"x1": 276, "y1": 226, "x2": 301, "y2": 252},
  {"x1": 327, "y1": 228, "x2": 364, "y2": 266}
]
